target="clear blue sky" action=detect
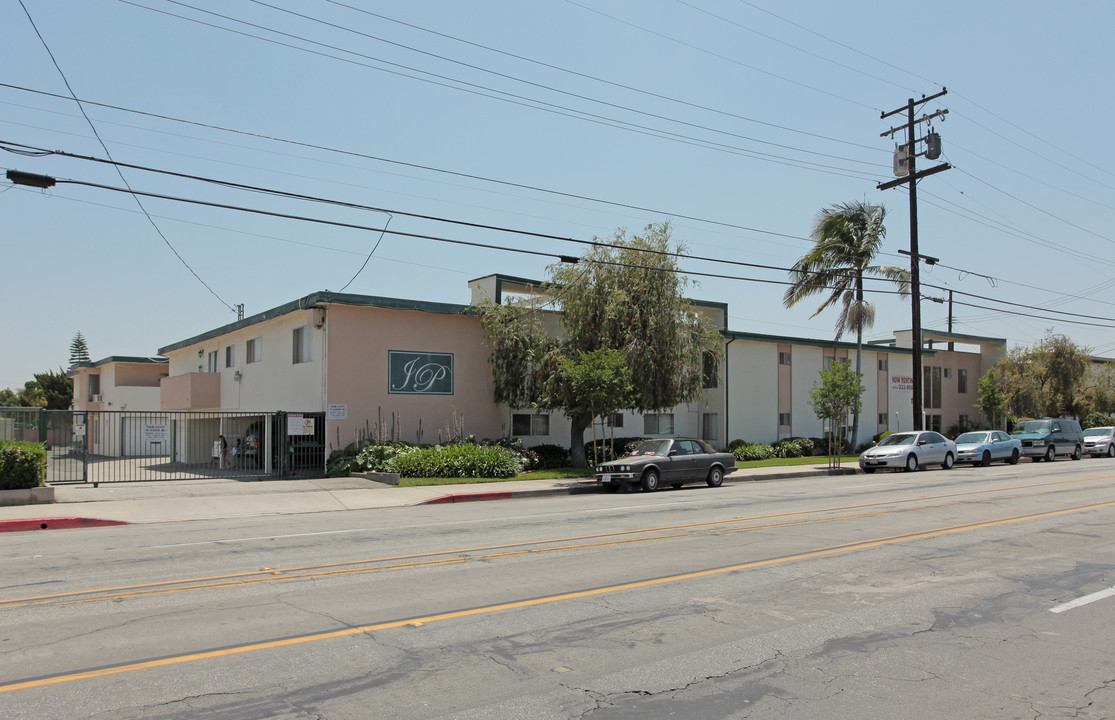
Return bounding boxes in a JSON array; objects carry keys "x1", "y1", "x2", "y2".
[{"x1": 3, "y1": 0, "x2": 1113, "y2": 390}]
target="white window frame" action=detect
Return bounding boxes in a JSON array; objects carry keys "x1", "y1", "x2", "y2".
[
  {"x1": 246, "y1": 337, "x2": 262, "y2": 364},
  {"x1": 643, "y1": 413, "x2": 675, "y2": 435},
  {"x1": 225, "y1": 345, "x2": 235, "y2": 368},
  {"x1": 293, "y1": 326, "x2": 313, "y2": 364}
]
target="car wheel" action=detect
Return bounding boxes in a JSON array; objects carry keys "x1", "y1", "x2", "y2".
[
  {"x1": 640, "y1": 469, "x2": 660, "y2": 492},
  {"x1": 706, "y1": 466, "x2": 724, "y2": 488},
  {"x1": 1008, "y1": 449, "x2": 1020, "y2": 465},
  {"x1": 980, "y1": 451, "x2": 992, "y2": 467},
  {"x1": 1045, "y1": 445, "x2": 1056, "y2": 462},
  {"x1": 942, "y1": 452, "x2": 954, "y2": 470},
  {"x1": 1107, "y1": 444, "x2": 1115, "y2": 459},
  {"x1": 863, "y1": 467, "x2": 876, "y2": 474},
  {"x1": 905, "y1": 454, "x2": 918, "y2": 472},
  {"x1": 1072, "y1": 444, "x2": 1082, "y2": 460}
]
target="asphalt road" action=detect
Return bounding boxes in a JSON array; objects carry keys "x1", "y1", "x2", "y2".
[{"x1": 3, "y1": 459, "x2": 1115, "y2": 719}]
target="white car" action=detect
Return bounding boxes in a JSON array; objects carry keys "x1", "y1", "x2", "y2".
[
  {"x1": 859, "y1": 431, "x2": 957, "y2": 473},
  {"x1": 1082, "y1": 426, "x2": 1115, "y2": 458}
]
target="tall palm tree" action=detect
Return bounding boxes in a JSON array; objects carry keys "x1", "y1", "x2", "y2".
[{"x1": 783, "y1": 201, "x2": 910, "y2": 450}]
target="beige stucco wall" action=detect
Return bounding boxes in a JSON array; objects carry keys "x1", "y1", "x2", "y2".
[{"x1": 324, "y1": 303, "x2": 502, "y2": 448}]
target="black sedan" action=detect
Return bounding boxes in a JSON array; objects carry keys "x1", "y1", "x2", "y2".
[{"x1": 593, "y1": 438, "x2": 736, "y2": 492}]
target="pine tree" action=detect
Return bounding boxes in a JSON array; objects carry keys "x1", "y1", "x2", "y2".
[{"x1": 69, "y1": 331, "x2": 91, "y2": 366}]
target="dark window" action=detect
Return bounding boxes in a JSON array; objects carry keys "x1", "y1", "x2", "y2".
[
  {"x1": 958, "y1": 368, "x2": 968, "y2": 394},
  {"x1": 702, "y1": 351, "x2": 718, "y2": 389}
]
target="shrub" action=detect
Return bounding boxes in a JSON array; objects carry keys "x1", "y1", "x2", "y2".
[
  {"x1": 325, "y1": 441, "x2": 363, "y2": 477},
  {"x1": 526, "y1": 443, "x2": 570, "y2": 470},
  {"x1": 787, "y1": 437, "x2": 814, "y2": 456},
  {"x1": 386, "y1": 443, "x2": 521, "y2": 478},
  {"x1": 733, "y1": 443, "x2": 775, "y2": 461},
  {"x1": 1083, "y1": 411, "x2": 1115, "y2": 429},
  {"x1": 728, "y1": 439, "x2": 749, "y2": 450},
  {"x1": 0, "y1": 441, "x2": 47, "y2": 490},
  {"x1": 772, "y1": 439, "x2": 803, "y2": 458},
  {"x1": 355, "y1": 442, "x2": 416, "y2": 473}
]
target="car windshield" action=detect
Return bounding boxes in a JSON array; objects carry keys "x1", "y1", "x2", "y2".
[
  {"x1": 1084, "y1": 427, "x2": 1112, "y2": 436},
  {"x1": 955, "y1": 432, "x2": 990, "y2": 444},
  {"x1": 628, "y1": 440, "x2": 672, "y2": 457},
  {"x1": 878, "y1": 434, "x2": 916, "y2": 446},
  {"x1": 1012, "y1": 420, "x2": 1051, "y2": 434}
]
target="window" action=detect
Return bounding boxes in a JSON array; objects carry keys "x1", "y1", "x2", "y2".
[
  {"x1": 878, "y1": 357, "x2": 888, "y2": 371},
  {"x1": 923, "y1": 366, "x2": 942, "y2": 409},
  {"x1": 702, "y1": 351, "x2": 718, "y2": 389},
  {"x1": 512, "y1": 413, "x2": 549, "y2": 436},
  {"x1": 926, "y1": 414, "x2": 942, "y2": 433},
  {"x1": 293, "y1": 326, "x2": 313, "y2": 364},
  {"x1": 87, "y1": 374, "x2": 100, "y2": 401},
  {"x1": 643, "y1": 413, "x2": 674, "y2": 435},
  {"x1": 958, "y1": 368, "x2": 968, "y2": 394},
  {"x1": 959, "y1": 414, "x2": 970, "y2": 431},
  {"x1": 225, "y1": 345, "x2": 235, "y2": 368},
  {"x1": 823, "y1": 356, "x2": 834, "y2": 370},
  {"x1": 207, "y1": 351, "x2": 218, "y2": 373},
  {"x1": 944, "y1": 368, "x2": 952, "y2": 379},
  {"x1": 605, "y1": 413, "x2": 624, "y2": 428},
  {"x1": 778, "y1": 412, "x2": 792, "y2": 427},
  {"x1": 702, "y1": 413, "x2": 718, "y2": 441},
  {"x1": 778, "y1": 351, "x2": 791, "y2": 366},
  {"x1": 878, "y1": 413, "x2": 888, "y2": 427},
  {"x1": 246, "y1": 337, "x2": 262, "y2": 364}
]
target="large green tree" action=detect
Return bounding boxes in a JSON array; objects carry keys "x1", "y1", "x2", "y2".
[
  {"x1": 478, "y1": 221, "x2": 722, "y2": 467},
  {"x1": 993, "y1": 331, "x2": 1090, "y2": 419},
  {"x1": 784, "y1": 200, "x2": 909, "y2": 450},
  {"x1": 974, "y1": 369, "x2": 1008, "y2": 429},
  {"x1": 34, "y1": 369, "x2": 74, "y2": 410}
]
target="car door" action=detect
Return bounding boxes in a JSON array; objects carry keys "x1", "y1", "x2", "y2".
[
  {"x1": 671, "y1": 440, "x2": 701, "y2": 482},
  {"x1": 990, "y1": 431, "x2": 1008, "y2": 459},
  {"x1": 919, "y1": 432, "x2": 945, "y2": 464}
]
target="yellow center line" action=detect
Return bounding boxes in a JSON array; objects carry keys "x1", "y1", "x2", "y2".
[
  {"x1": 4, "y1": 498, "x2": 1114, "y2": 695},
  {"x1": 2, "y1": 475, "x2": 1109, "y2": 609}
]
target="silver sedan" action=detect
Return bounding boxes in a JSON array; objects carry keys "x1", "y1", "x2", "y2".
[{"x1": 859, "y1": 431, "x2": 957, "y2": 473}]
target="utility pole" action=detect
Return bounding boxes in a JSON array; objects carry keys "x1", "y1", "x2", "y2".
[{"x1": 878, "y1": 89, "x2": 951, "y2": 432}]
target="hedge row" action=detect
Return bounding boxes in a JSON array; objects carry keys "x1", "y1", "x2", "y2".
[
  {"x1": 327, "y1": 438, "x2": 571, "y2": 478},
  {"x1": 0, "y1": 441, "x2": 47, "y2": 490},
  {"x1": 731, "y1": 437, "x2": 815, "y2": 461}
]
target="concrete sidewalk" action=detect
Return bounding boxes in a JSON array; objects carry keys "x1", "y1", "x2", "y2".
[{"x1": 0, "y1": 464, "x2": 856, "y2": 529}]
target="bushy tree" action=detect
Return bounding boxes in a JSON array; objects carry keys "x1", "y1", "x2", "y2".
[
  {"x1": 33, "y1": 369, "x2": 74, "y2": 410},
  {"x1": 974, "y1": 369, "x2": 1007, "y2": 429},
  {"x1": 994, "y1": 331, "x2": 1089, "y2": 418},
  {"x1": 479, "y1": 221, "x2": 722, "y2": 467},
  {"x1": 809, "y1": 358, "x2": 864, "y2": 463}
]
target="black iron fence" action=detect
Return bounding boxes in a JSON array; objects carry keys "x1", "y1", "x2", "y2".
[{"x1": 0, "y1": 408, "x2": 326, "y2": 484}]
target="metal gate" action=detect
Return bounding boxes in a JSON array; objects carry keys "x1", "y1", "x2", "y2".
[{"x1": 0, "y1": 408, "x2": 326, "y2": 484}]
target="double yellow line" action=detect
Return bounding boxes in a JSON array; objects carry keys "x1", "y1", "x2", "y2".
[{"x1": 5, "y1": 497, "x2": 1115, "y2": 695}]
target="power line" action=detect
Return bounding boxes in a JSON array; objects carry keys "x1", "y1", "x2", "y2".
[
  {"x1": 316, "y1": 0, "x2": 885, "y2": 154},
  {"x1": 16, "y1": 0, "x2": 235, "y2": 313},
  {"x1": 125, "y1": 1, "x2": 883, "y2": 180},
  {"x1": 0, "y1": 83, "x2": 819, "y2": 241}
]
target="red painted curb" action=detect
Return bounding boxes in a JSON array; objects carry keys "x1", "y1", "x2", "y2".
[
  {"x1": 0, "y1": 517, "x2": 130, "y2": 533},
  {"x1": 423, "y1": 491, "x2": 514, "y2": 504}
]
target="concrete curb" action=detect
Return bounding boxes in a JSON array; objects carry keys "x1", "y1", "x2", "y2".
[
  {"x1": 0, "y1": 517, "x2": 130, "y2": 533},
  {"x1": 0, "y1": 486, "x2": 56, "y2": 506}
]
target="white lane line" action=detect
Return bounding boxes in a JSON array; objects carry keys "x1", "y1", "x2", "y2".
[
  {"x1": 1049, "y1": 586, "x2": 1115, "y2": 614},
  {"x1": 151, "y1": 529, "x2": 364, "y2": 548}
]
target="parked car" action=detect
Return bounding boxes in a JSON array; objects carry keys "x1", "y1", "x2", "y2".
[
  {"x1": 953, "y1": 430, "x2": 1022, "y2": 466},
  {"x1": 1010, "y1": 418, "x2": 1083, "y2": 461},
  {"x1": 593, "y1": 438, "x2": 736, "y2": 492},
  {"x1": 1082, "y1": 426, "x2": 1115, "y2": 458},
  {"x1": 858, "y1": 431, "x2": 956, "y2": 473}
]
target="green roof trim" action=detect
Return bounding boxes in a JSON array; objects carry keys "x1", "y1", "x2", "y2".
[
  {"x1": 158, "y1": 291, "x2": 471, "y2": 355},
  {"x1": 67, "y1": 356, "x2": 168, "y2": 377}
]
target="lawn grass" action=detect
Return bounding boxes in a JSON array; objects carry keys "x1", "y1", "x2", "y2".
[{"x1": 735, "y1": 455, "x2": 858, "y2": 469}]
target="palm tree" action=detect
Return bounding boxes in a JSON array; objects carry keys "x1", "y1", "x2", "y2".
[{"x1": 783, "y1": 200, "x2": 910, "y2": 450}]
